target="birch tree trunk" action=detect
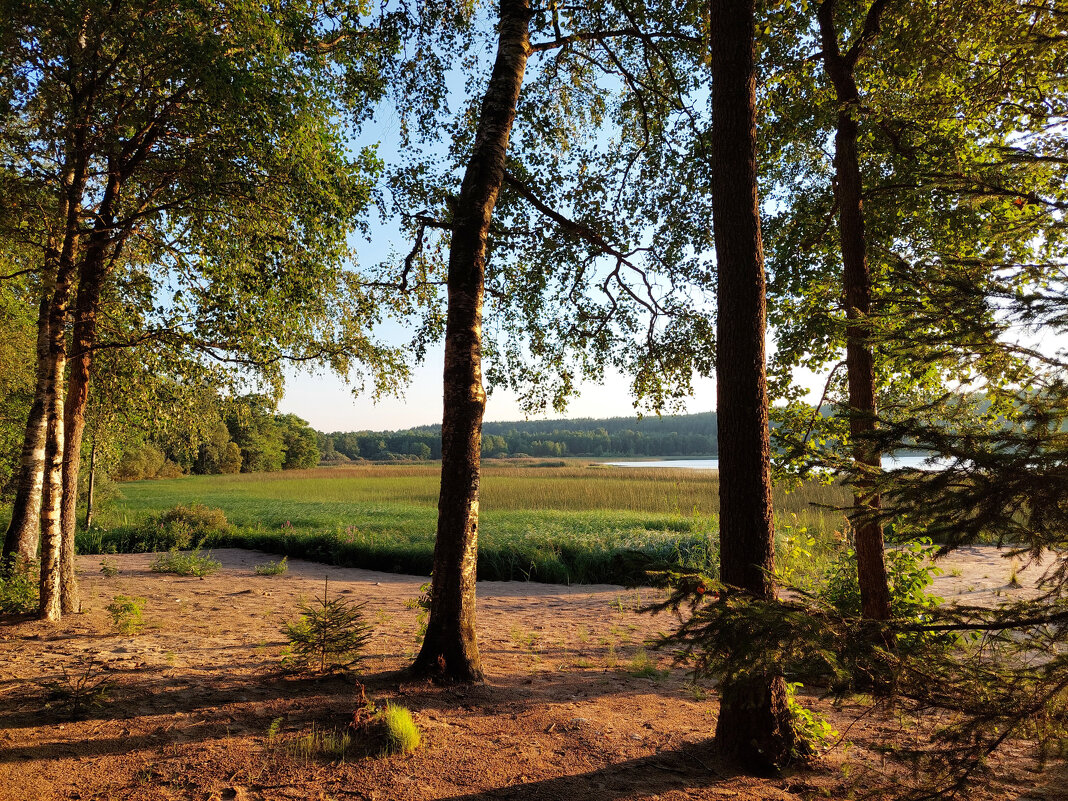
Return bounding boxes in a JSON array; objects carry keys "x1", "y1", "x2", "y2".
[
  {"x1": 2, "y1": 293, "x2": 52, "y2": 565},
  {"x1": 410, "y1": 0, "x2": 532, "y2": 683},
  {"x1": 709, "y1": 0, "x2": 795, "y2": 769}
]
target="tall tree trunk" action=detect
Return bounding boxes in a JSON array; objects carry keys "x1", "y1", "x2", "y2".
[
  {"x1": 2, "y1": 293, "x2": 53, "y2": 565},
  {"x1": 817, "y1": 0, "x2": 892, "y2": 621},
  {"x1": 709, "y1": 0, "x2": 795, "y2": 770},
  {"x1": 410, "y1": 0, "x2": 532, "y2": 683},
  {"x1": 60, "y1": 251, "x2": 109, "y2": 613},
  {"x1": 39, "y1": 269, "x2": 75, "y2": 622},
  {"x1": 84, "y1": 434, "x2": 97, "y2": 530}
]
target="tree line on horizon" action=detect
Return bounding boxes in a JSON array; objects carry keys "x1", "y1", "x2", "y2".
[{"x1": 1, "y1": 0, "x2": 1067, "y2": 788}]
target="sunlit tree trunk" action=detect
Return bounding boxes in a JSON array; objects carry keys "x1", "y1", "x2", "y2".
[
  {"x1": 709, "y1": 0, "x2": 795, "y2": 769},
  {"x1": 410, "y1": 0, "x2": 532, "y2": 682},
  {"x1": 817, "y1": 0, "x2": 892, "y2": 621}
]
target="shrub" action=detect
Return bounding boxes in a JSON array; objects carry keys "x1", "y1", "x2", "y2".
[
  {"x1": 821, "y1": 537, "x2": 944, "y2": 620},
  {"x1": 151, "y1": 547, "x2": 221, "y2": 577},
  {"x1": 0, "y1": 558, "x2": 38, "y2": 613},
  {"x1": 106, "y1": 595, "x2": 145, "y2": 634},
  {"x1": 99, "y1": 557, "x2": 119, "y2": 577},
  {"x1": 150, "y1": 503, "x2": 233, "y2": 550},
  {"x1": 282, "y1": 581, "x2": 371, "y2": 674},
  {"x1": 255, "y1": 557, "x2": 288, "y2": 576}
]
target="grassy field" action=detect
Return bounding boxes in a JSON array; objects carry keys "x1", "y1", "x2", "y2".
[{"x1": 80, "y1": 462, "x2": 851, "y2": 585}]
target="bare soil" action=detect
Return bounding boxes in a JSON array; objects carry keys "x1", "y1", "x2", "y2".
[{"x1": 0, "y1": 547, "x2": 1064, "y2": 801}]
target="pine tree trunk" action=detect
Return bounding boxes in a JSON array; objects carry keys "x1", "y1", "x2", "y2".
[
  {"x1": 709, "y1": 0, "x2": 795, "y2": 770},
  {"x1": 818, "y1": 1, "x2": 892, "y2": 621},
  {"x1": 410, "y1": 0, "x2": 532, "y2": 683},
  {"x1": 2, "y1": 294, "x2": 52, "y2": 565},
  {"x1": 84, "y1": 435, "x2": 97, "y2": 530}
]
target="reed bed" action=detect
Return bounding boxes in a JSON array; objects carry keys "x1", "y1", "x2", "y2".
[{"x1": 83, "y1": 462, "x2": 850, "y2": 585}]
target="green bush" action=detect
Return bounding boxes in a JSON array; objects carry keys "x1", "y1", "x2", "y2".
[
  {"x1": 151, "y1": 547, "x2": 221, "y2": 577},
  {"x1": 106, "y1": 595, "x2": 145, "y2": 634},
  {"x1": 254, "y1": 556, "x2": 288, "y2": 576},
  {"x1": 0, "y1": 558, "x2": 38, "y2": 613},
  {"x1": 821, "y1": 537, "x2": 944, "y2": 619},
  {"x1": 282, "y1": 582, "x2": 371, "y2": 674},
  {"x1": 150, "y1": 503, "x2": 233, "y2": 550}
]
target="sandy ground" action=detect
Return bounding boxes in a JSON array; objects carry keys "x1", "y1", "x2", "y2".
[{"x1": 0, "y1": 546, "x2": 1064, "y2": 801}]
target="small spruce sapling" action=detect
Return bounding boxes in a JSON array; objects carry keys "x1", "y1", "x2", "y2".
[{"x1": 282, "y1": 579, "x2": 371, "y2": 674}]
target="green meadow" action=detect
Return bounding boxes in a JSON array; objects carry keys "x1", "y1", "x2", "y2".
[{"x1": 80, "y1": 462, "x2": 850, "y2": 585}]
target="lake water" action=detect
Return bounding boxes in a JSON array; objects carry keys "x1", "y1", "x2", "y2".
[{"x1": 599, "y1": 455, "x2": 947, "y2": 471}]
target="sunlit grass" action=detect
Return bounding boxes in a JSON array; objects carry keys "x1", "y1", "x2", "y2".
[{"x1": 84, "y1": 462, "x2": 850, "y2": 585}]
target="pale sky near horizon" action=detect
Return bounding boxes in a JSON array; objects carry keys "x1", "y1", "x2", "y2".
[{"x1": 277, "y1": 347, "x2": 723, "y2": 432}]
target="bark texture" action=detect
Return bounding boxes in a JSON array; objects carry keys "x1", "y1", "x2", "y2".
[
  {"x1": 817, "y1": 0, "x2": 892, "y2": 621},
  {"x1": 709, "y1": 0, "x2": 795, "y2": 769},
  {"x1": 60, "y1": 214, "x2": 115, "y2": 613},
  {"x1": 2, "y1": 294, "x2": 52, "y2": 565},
  {"x1": 410, "y1": 0, "x2": 532, "y2": 682}
]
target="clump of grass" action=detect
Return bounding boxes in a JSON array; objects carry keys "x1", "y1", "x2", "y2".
[
  {"x1": 99, "y1": 557, "x2": 119, "y2": 577},
  {"x1": 106, "y1": 595, "x2": 145, "y2": 634},
  {"x1": 254, "y1": 556, "x2": 288, "y2": 576},
  {"x1": 282, "y1": 580, "x2": 371, "y2": 674},
  {"x1": 380, "y1": 704, "x2": 421, "y2": 755},
  {"x1": 0, "y1": 557, "x2": 38, "y2": 613},
  {"x1": 151, "y1": 547, "x2": 221, "y2": 577},
  {"x1": 288, "y1": 725, "x2": 353, "y2": 762},
  {"x1": 626, "y1": 647, "x2": 665, "y2": 678}
]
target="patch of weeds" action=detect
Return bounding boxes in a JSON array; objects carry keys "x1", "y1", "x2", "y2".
[
  {"x1": 575, "y1": 624, "x2": 589, "y2": 644},
  {"x1": 254, "y1": 557, "x2": 288, "y2": 576},
  {"x1": 786, "y1": 682, "x2": 838, "y2": 759},
  {"x1": 510, "y1": 625, "x2": 538, "y2": 650},
  {"x1": 282, "y1": 579, "x2": 371, "y2": 674},
  {"x1": 99, "y1": 557, "x2": 119, "y2": 577},
  {"x1": 0, "y1": 557, "x2": 38, "y2": 613},
  {"x1": 151, "y1": 546, "x2": 221, "y2": 577},
  {"x1": 684, "y1": 681, "x2": 708, "y2": 701},
  {"x1": 626, "y1": 648, "x2": 666, "y2": 679},
  {"x1": 404, "y1": 580, "x2": 431, "y2": 643},
  {"x1": 349, "y1": 686, "x2": 422, "y2": 757},
  {"x1": 288, "y1": 725, "x2": 353, "y2": 763},
  {"x1": 42, "y1": 658, "x2": 115, "y2": 719},
  {"x1": 106, "y1": 595, "x2": 145, "y2": 634},
  {"x1": 573, "y1": 657, "x2": 594, "y2": 669},
  {"x1": 604, "y1": 642, "x2": 618, "y2": 669}
]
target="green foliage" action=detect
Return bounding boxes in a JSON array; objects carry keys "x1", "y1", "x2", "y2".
[
  {"x1": 0, "y1": 558, "x2": 38, "y2": 613},
  {"x1": 149, "y1": 504, "x2": 233, "y2": 550},
  {"x1": 821, "y1": 537, "x2": 943, "y2": 621},
  {"x1": 106, "y1": 595, "x2": 145, "y2": 635},
  {"x1": 379, "y1": 704, "x2": 421, "y2": 755},
  {"x1": 282, "y1": 582, "x2": 371, "y2": 674},
  {"x1": 254, "y1": 557, "x2": 288, "y2": 576},
  {"x1": 99, "y1": 558, "x2": 119, "y2": 577},
  {"x1": 86, "y1": 466, "x2": 847, "y2": 585},
  {"x1": 404, "y1": 581, "x2": 432, "y2": 643},
  {"x1": 150, "y1": 548, "x2": 221, "y2": 578},
  {"x1": 785, "y1": 682, "x2": 838, "y2": 758}
]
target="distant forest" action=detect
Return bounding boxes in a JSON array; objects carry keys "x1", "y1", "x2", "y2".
[{"x1": 318, "y1": 412, "x2": 719, "y2": 462}]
